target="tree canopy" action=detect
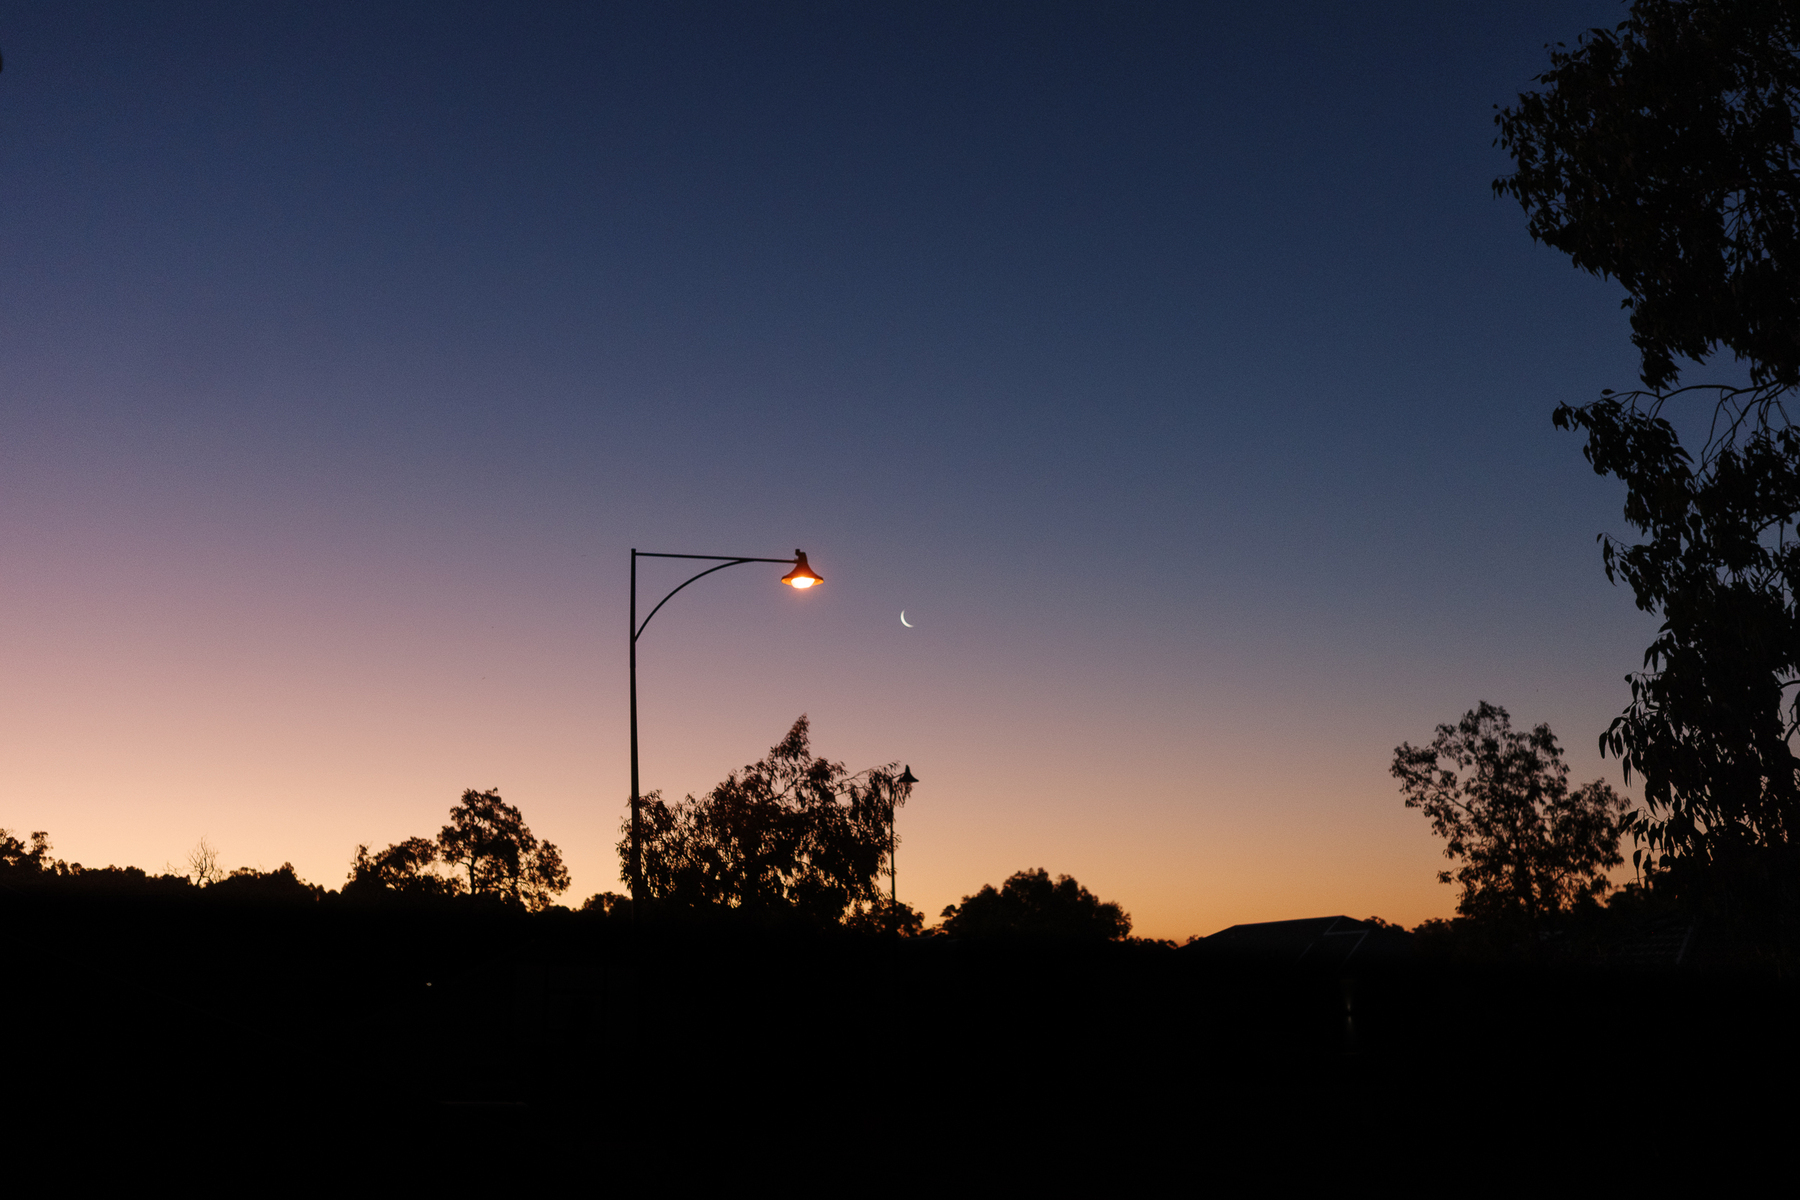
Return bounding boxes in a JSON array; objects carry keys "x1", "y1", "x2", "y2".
[
  {"x1": 1497, "y1": 0, "x2": 1800, "y2": 902},
  {"x1": 346, "y1": 789, "x2": 570, "y2": 910},
  {"x1": 3, "y1": 829, "x2": 318, "y2": 900},
  {"x1": 347, "y1": 836, "x2": 458, "y2": 899},
  {"x1": 623, "y1": 715, "x2": 916, "y2": 927},
  {"x1": 206, "y1": 863, "x2": 324, "y2": 904},
  {"x1": 938, "y1": 868, "x2": 1131, "y2": 941},
  {"x1": 0, "y1": 828, "x2": 54, "y2": 875},
  {"x1": 1393, "y1": 703, "x2": 1631, "y2": 929},
  {"x1": 1495, "y1": 0, "x2": 1800, "y2": 391},
  {"x1": 439, "y1": 788, "x2": 570, "y2": 911}
]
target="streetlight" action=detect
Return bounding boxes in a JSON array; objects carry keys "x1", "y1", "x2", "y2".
[
  {"x1": 890, "y1": 765, "x2": 918, "y2": 906},
  {"x1": 628, "y1": 547, "x2": 821, "y2": 908}
]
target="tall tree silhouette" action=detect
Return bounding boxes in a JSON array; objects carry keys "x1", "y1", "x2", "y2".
[
  {"x1": 438, "y1": 789, "x2": 570, "y2": 911},
  {"x1": 623, "y1": 716, "x2": 912, "y2": 925},
  {"x1": 1393, "y1": 703, "x2": 1630, "y2": 931},
  {"x1": 1497, "y1": 0, "x2": 1800, "y2": 901}
]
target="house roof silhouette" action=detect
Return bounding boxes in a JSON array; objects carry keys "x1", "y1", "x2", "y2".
[{"x1": 1189, "y1": 915, "x2": 1411, "y2": 965}]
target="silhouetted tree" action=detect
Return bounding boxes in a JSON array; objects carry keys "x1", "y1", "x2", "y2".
[
  {"x1": 52, "y1": 863, "x2": 193, "y2": 896},
  {"x1": 622, "y1": 716, "x2": 909, "y2": 925},
  {"x1": 843, "y1": 895, "x2": 926, "y2": 937},
  {"x1": 1393, "y1": 703, "x2": 1631, "y2": 931},
  {"x1": 207, "y1": 863, "x2": 324, "y2": 903},
  {"x1": 345, "y1": 836, "x2": 460, "y2": 900},
  {"x1": 0, "y1": 828, "x2": 55, "y2": 875},
  {"x1": 938, "y1": 868, "x2": 1131, "y2": 941},
  {"x1": 1, "y1": 832, "x2": 195, "y2": 896},
  {"x1": 439, "y1": 788, "x2": 570, "y2": 911},
  {"x1": 580, "y1": 890, "x2": 632, "y2": 917},
  {"x1": 1497, "y1": 1, "x2": 1800, "y2": 905},
  {"x1": 1497, "y1": 0, "x2": 1800, "y2": 391},
  {"x1": 187, "y1": 837, "x2": 225, "y2": 886}
]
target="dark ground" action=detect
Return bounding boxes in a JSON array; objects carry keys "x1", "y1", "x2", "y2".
[{"x1": 5, "y1": 890, "x2": 1795, "y2": 1182}]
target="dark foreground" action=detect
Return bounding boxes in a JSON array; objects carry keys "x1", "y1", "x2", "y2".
[{"x1": 7, "y1": 891, "x2": 1796, "y2": 1181}]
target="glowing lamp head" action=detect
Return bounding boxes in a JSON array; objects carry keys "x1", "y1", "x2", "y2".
[{"x1": 781, "y1": 550, "x2": 822, "y2": 589}]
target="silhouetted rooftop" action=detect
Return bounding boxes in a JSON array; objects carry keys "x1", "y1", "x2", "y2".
[{"x1": 1190, "y1": 915, "x2": 1412, "y2": 966}]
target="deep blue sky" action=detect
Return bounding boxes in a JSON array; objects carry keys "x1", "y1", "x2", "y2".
[{"x1": 0, "y1": 2, "x2": 1654, "y2": 933}]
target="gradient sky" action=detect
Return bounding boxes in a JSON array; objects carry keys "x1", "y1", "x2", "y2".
[{"x1": 0, "y1": 1, "x2": 1659, "y2": 937}]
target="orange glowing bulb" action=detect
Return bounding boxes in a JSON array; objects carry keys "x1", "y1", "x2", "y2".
[{"x1": 781, "y1": 550, "x2": 823, "y2": 589}]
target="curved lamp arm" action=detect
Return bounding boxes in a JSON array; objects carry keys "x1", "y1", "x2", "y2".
[
  {"x1": 627, "y1": 547, "x2": 811, "y2": 913},
  {"x1": 634, "y1": 554, "x2": 795, "y2": 643}
]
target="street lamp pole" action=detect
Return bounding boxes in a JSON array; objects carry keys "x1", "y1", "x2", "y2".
[
  {"x1": 891, "y1": 765, "x2": 918, "y2": 906},
  {"x1": 628, "y1": 548, "x2": 822, "y2": 909}
]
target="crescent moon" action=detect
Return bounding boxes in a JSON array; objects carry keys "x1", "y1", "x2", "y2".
[{"x1": 900, "y1": 611, "x2": 913, "y2": 628}]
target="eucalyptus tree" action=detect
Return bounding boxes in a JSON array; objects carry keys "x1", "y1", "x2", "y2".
[
  {"x1": 1496, "y1": 0, "x2": 1800, "y2": 900},
  {"x1": 438, "y1": 788, "x2": 570, "y2": 911},
  {"x1": 347, "y1": 790, "x2": 569, "y2": 909},
  {"x1": 623, "y1": 715, "x2": 911, "y2": 926},
  {"x1": 1393, "y1": 703, "x2": 1631, "y2": 931}
]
